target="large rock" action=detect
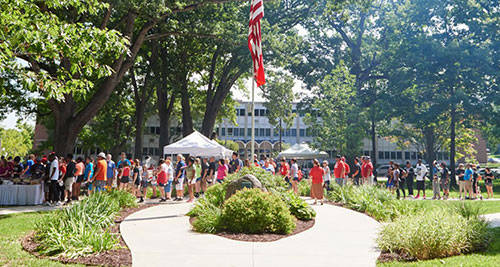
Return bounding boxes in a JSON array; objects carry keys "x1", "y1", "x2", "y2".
[{"x1": 225, "y1": 174, "x2": 267, "y2": 199}]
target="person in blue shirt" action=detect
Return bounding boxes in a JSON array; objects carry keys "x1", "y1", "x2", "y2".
[
  {"x1": 174, "y1": 154, "x2": 186, "y2": 201},
  {"x1": 22, "y1": 154, "x2": 35, "y2": 177},
  {"x1": 464, "y1": 164, "x2": 474, "y2": 199},
  {"x1": 84, "y1": 156, "x2": 94, "y2": 194},
  {"x1": 106, "y1": 154, "x2": 116, "y2": 188}
]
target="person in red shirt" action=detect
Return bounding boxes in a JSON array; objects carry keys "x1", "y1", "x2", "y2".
[
  {"x1": 334, "y1": 155, "x2": 345, "y2": 186},
  {"x1": 309, "y1": 159, "x2": 325, "y2": 205},
  {"x1": 279, "y1": 158, "x2": 290, "y2": 187},
  {"x1": 92, "y1": 153, "x2": 108, "y2": 193},
  {"x1": 342, "y1": 157, "x2": 350, "y2": 183},
  {"x1": 361, "y1": 156, "x2": 374, "y2": 185}
]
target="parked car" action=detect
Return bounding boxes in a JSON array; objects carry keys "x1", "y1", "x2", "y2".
[
  {"x1": 487, "y1": 157, "x2": 500, "y2": 163},
  {"x1": 376, "y1": 165, "x2": 391, "y2": 177}
]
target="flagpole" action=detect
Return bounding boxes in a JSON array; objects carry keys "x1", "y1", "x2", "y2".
[{"x1": 250, "y1": 72, "x2": 255, "y2": 161}]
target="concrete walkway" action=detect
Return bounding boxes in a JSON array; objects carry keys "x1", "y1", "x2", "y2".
[
  {"x1": 484, "y1": 213, "x2": 500, "y2": 228},
  {"x1": 0, "y1": 205, "x2": 57, "y2": 215},
  {"x1": 121, "y1": 199, "x2": 380, "y2": 267}
]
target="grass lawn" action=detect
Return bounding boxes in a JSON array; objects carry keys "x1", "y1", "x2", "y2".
[
  {"x1": 378, "y1": 228, "x2": 500, "y2": 267},
  {"x1": 0, "y1": 212, "x2": 83, "y2": 267},
  {"x1": 403, "y1": 199, "x2": 500, "y2": 215}
]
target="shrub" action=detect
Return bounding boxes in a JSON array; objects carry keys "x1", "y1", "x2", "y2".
[
  {"x1": 108, "y1": 189, "x2": 138, "y2": 208},
  {"x1": 187, "y1": 183, "x2": 225, "y2": 218},
  {"x1": 377, "y1": 209, "x2": 490, "y2": 260},
  {"x1": 280, "y1": 191, "x2": 316, "y2": 220},
  {"x1": 220, "y1": 188, "x2": 296, "y2": 234},
  {"x1": 34, "y1": 191, "x2": 135, "y2": 258}
]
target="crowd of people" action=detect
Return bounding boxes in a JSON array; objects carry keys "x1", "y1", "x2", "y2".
[{"x1": 0, "y1": 151, "x2": 495, "y2": 206}]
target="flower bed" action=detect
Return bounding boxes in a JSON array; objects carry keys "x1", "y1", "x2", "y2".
[{"x1": 187, "y1": 167, "x2": 316, "y2": 239}]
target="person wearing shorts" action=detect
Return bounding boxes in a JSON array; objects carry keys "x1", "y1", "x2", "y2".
[
  {"x1": 63, "y1": 154, "x2": 76, "y2": 203},
  {"x1": 119, "y1": 161, "x2": 131, "y2": 190},
  {"x1": 484, "y1": 168, "x2": 494, "y2": 199},
  {"x1": 174, "y1": 154, "x2": 186, "y2": 201},
  {"x1": 457, "y1": 164, "x2": 466, "y2": 199},
  {"x1": 186, "y1": 156, "x2": 197, "y2": 202},
  {"x1": 92, "y1": 153, "x2": 108, "y2": 193},
  {"x1": 439, "y1": 162, "x2": 450, "y2": 199},
  {"x1": 415, "y1": 159, "x2": 427, "y2": 199}
]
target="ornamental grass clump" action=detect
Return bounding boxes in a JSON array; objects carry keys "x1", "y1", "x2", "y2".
[
  {"x1": 377, "y1": 209, "x2": 490, "y2": 260},
  {"x1": 220, "y1": 188, "x2": 296, "y2": 234},
  {"x1": 35, "y1": 190, "x2": 134, "y2": 258}
]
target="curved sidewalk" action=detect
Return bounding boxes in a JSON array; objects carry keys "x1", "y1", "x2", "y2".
[{"x1": 121, "y1": 199, "x2": 380, "y2": 267}]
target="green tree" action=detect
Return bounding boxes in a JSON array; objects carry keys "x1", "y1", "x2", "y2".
[
  {"x1": 0, "y1": 123, "x2": 34, "y2": 157},
  {"x1": 262, "y1": 71, "x2": 296, "y2": 152},
  {"x1": 302, "y1": 63, "x2": 367, "y2": 160}
]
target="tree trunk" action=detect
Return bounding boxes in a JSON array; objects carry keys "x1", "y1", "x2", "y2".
[
  {"x1": 450, "y1": 102, "x2": 457, "y2": 189},
  {"x1": 370, "y1": 111, "x2": 377, "y2": 166},
  {"x1": 157, "y1": 86, "x2": 176, "y2": 157},
  {"x1": 134, "y1": 103, "x2": 145, "y2": 159},
  {"x1": 423, "y1": 126, "x2": 436, "y2": 178},
  {"x1": 279, "y1": 118, "x2": 282, "y2": 152},
  {"x1": 180, "y1": 76, "x2": 194, "y2": 137}
]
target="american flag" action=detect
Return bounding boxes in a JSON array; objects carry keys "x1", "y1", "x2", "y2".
[{"x1": 248, "y1": 0, "x2": 265, "y2": 87}]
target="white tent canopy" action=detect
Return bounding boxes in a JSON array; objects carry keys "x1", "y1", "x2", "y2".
[
  {"x1": 163, "y1": 131, "x2": 233, "y2": 158},
  {"x1": 277, "y1": 143, "x2": 328, "y2": 160}
]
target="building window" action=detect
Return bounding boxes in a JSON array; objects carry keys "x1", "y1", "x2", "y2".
[
  {"x1": 405, "y1": 151, "x2": 410, "y2": 160},
  {"x1": 227, "y1": 128, "x2": 233, "y2": 136},
  {"x1": 291, "y1": 129, "x2": 297, "y2": 137},
  {"x1": 299, "y1": 129, "x2": 305, "y2": 137},
  {"x1": 397, "y1": 151, "x2": 402, "y2": 159},
  {"x1": 221, "y1": 128, "x2": 225, "y2": 136},
  {"x1": 237, "y1": 108, "x2": 246, "y2": 116},
  {"x1": 149, "y1": 127, "x2": 156, "y2": 134},
  {"x1": 390, "y1": 151, "x2": 396, "y2": 159},
  {"x1": 233, "y1": 128, "x2": 239, "y2": 136},
  {"x1": 385, "y1": 151, "x2": 390, "y2": 159},
  {"x1": 379, "y1": 151, "x2": 384, "y2": 159},
  {"x1": 259, "y1": 128, "x2": 265, "y2": 136},
  {"x1": 259, "y1": 109, "x2": 266, "y2": 116},
  {"x1": 411, "y1": 152, "x2": 417, "y2": 160},
  {"x1": 265, "y1": 128, "x2": 271, "y2": 137}
]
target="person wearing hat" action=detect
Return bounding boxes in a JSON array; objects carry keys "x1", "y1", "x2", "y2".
[{"x1": 92, "y1": 152, "x2": 108, "y2": 193}]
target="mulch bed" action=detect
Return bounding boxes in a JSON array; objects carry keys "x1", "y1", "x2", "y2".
[
  {"x1": 377, "y1": 251, "x2": 416, "y2": 263},
  {"x1": 22, "y1": 203, "x2": 158, "y2": 267},
  {"x1": 189, "y1": 217, "x2": 315, "y2": 242}
]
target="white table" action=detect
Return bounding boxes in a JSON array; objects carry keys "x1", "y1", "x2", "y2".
[{"x1": 0, "y1": 184, "x2": 44, "y2": 205}]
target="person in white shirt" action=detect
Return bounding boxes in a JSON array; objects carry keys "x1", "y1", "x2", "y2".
[
  {"x1": 322, "y1": 160, "x2": 331, "y2": 191},
  {"x1": 48, "y1": 154, "x2": 60, "y2": 205},
  {"x1": 290, "y1": 158, "x2": 299, "y2": 194},
  {"x1": 415, "y1": 159, "x2": 428, "y2": 199}
]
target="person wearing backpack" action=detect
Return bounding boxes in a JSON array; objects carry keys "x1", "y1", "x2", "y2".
[
  {"x1": 63, "y1": 154, "x2": 76, "y2": 204},
  {"x1": 439, "y1": 162, "x2": 450, "y2": 200}
]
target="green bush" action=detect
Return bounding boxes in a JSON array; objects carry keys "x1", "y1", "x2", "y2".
[
  {"x1": 34, "y1": 191, "x2": 135, "y2": 258},
  {"x1": 187, "y1": 183, "x2": 225, "y2": 218},
  {"x1": 298, "y1": 179, "x2": 311, "y2": 197},
  {"x1": 377, "y1": 209, "x2": 490, "y2": 260},
  {"x1": 220, "y1": 188, "x2": 296, "y2": 234},
  {"x1": 280, "y1": 191, "x2": 316, "y2": 220},
  {"x1": 108, "y1": 189, "x2": 138, "y2": 208}
]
